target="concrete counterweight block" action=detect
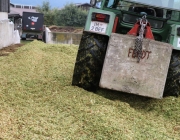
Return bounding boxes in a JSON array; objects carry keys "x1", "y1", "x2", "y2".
[{"x1": 99, "y1": 33, "x2": 173, "y2": 99}]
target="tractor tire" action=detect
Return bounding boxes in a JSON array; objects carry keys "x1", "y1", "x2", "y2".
[
  {"x1": 72, "y1": 32, "x2": 109, "y2": 91},
  {"x1": 164, "y1": 50, "x2": 180, "y2": 97},
  {"x1": 21, "y1": 38, "x2": 26, "y2": 40}
]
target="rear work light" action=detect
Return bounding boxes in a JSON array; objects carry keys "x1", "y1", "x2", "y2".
[{"x1": 91, "y1": 12, "x2": 110, "y2": 23}]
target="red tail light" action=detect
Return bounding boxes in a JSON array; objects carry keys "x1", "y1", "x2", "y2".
[
  {"x1": 96, "y1": 13, "x2": 106, "y2": 20},
  {"x1": 92, "y1": 12, "x2": 110, "y2": 23},
  {"x1": 31, "y1": 22, "x2": 35, "y2": 25}
]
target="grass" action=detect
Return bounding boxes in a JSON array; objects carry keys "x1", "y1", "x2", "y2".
[{"x1": 0, "y1": 40, "x2": 180, "y2": 139}]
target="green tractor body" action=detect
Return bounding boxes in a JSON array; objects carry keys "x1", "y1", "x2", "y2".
[{"x1": 72, "y1": 0, "x2": 180, "y2": 98}]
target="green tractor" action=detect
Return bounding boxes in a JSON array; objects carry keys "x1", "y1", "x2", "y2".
[{"x1": 72, "y1": 0, "x2": 180, "y2": 99}]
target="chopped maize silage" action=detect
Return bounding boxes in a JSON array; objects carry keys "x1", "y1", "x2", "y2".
[{"x1": 0, "y1": 40, "x2": 179, "y2": 139}]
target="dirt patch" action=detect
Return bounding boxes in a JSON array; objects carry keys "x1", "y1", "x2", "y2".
[
  {"x1": 48, "y1": 25, "x2": 83, "y2": 33},
  {"x1": 0, "y1": 44, "x2": 24, "y2": 56}
]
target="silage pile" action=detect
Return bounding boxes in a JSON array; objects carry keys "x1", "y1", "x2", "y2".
[
  {"x1": 48, "y1": 25, "x2": 83, "y2": 33},
  {"x1": 0, "y1": 40, "x2": 179, "y2": 139}
]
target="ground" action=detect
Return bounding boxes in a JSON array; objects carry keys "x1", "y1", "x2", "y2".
[
  {"x1": 0, "y1": 40, "x2": 180, "y2": 139},
  {"x1": 0, "y1": 43, "x2": 24, "y2": 56}
]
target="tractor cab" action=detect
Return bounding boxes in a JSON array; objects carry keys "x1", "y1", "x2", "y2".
[
  {"x1": 99, "y1": 0, "x2": 180, "y2": 14},
  {"x1": 103, "y1": 0, "x2": 180, "y2": 19}
]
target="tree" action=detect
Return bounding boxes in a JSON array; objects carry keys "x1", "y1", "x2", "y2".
[
  {"x1": 36, "y1": 1, "x2": 51, "y2": 13},
  {"x1": 55, "y1": 4, "x2": 88, "y2": 27},
  {"x1": 36, "y1": 1, "x2": 58, "y2": 26}
]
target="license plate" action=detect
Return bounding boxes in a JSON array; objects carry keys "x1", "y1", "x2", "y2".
[{"x1": 90, "y1": 21, "x2": 107, "y2": 34}]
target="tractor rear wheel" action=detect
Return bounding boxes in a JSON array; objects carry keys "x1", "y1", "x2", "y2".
[
  {"x1": 72, "y1": 32, "x2": 109, "y2": 91},
  {"x1": 164, "y1": 50, "x2": 180, "y2": 97}
]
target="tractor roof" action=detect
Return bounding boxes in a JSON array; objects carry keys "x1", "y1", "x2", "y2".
[{"x1": 124, "y1": 0, "x2": 180, "y2": 11}]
